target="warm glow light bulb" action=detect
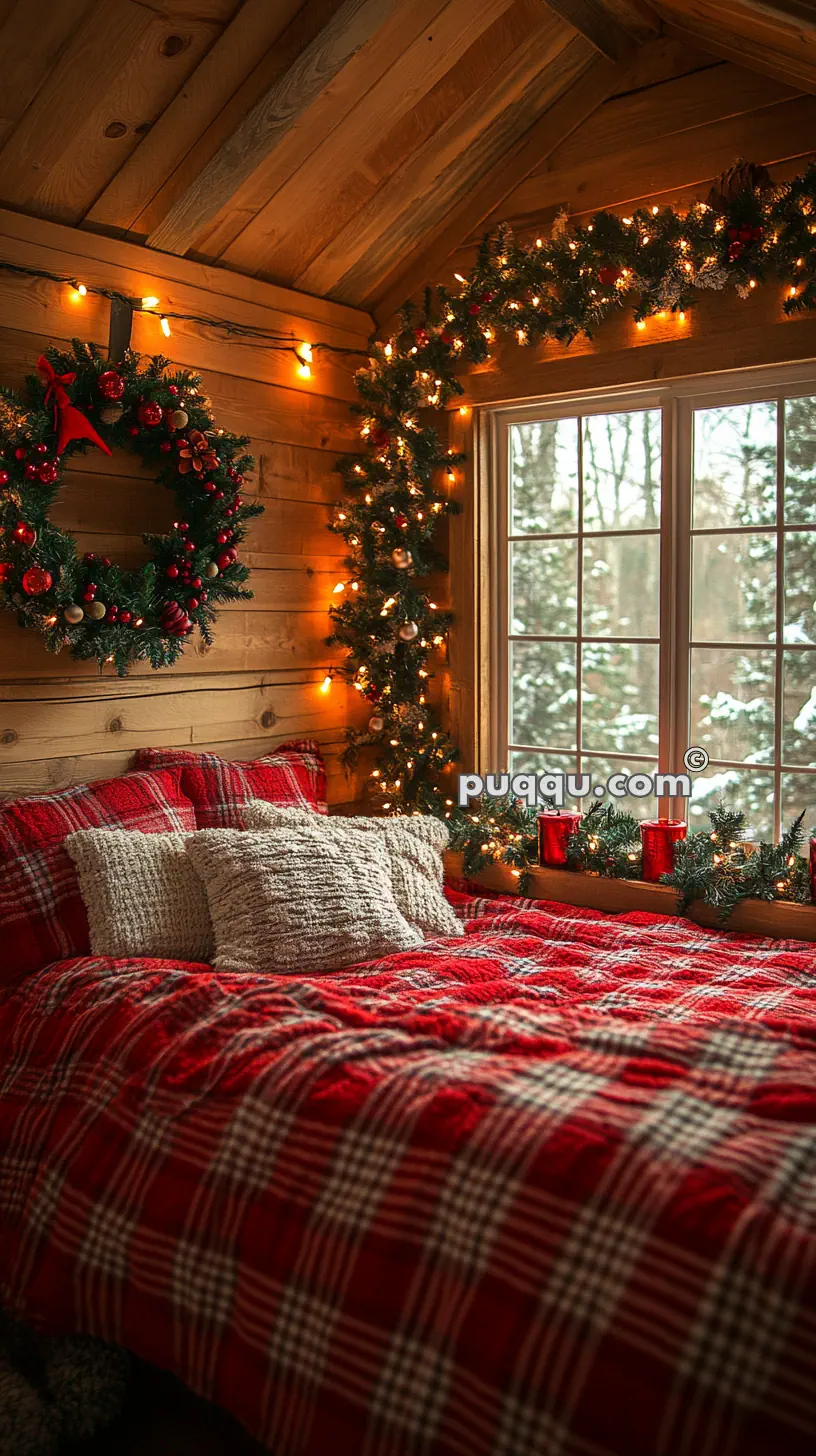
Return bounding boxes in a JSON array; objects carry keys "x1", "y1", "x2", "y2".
[
  {"x1": 142, "y1": 295, "x2": 160, "y2": 310},
  {"x1": 160, "y1": 316, "x2": 171, "y2": 337},
  {"x1": 320, "y1": 675, "x2": 332, "y2": 694}
]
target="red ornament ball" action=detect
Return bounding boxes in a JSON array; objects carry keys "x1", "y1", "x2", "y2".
[
  {"x1": 0, "y1": 471, "x2": 9, "y2": 486},
  {"x1": 394, "y1": 513, "x2": 408, "y2": 528},
  {"x1": 169, "y1": 385, "x2": 179, "y2": 396},
  {"x1": 216, "y1": 549, "x2": 236, "y2": 570},
  {"x1": 137, "y1": 400, "x2": 163, "y2": 428},
  {"x1": 165, "y1": 564, "x2": 179, "y2": 579},
  {"x1": 440, "y1": 330, "x2": 454, "y2": 345},
  {"x1": 118, "y1": 610, "x2": 132, "y2": 624},
  {"x1": 598, "y1": 265, "x2": 622, "y2": 288},
  {"x1": 14, "y1": 521, "x2": 36, "y2": 548},
  {"x1": 14, "y1": 447, "x2": 28, "y2": 461},
  {"x1": 22, "y1": 566, "x2": 53, "y2": 596},
  {"x1": 37, "y1": 461, "x2": 58, "y2": 485},
  {"x1": 128, "y1": 426, "x2": 139, "y2": 437},
  {"x1": 160, "y1": 440, "x2": 172, "y2": 453},
  {"x1": 478, "y1": 290, "x2": 495, "y2": 304},
  {"x1": 370, "y1": 427, "x2": 391, "y2": 450},
  {"x1": 468, "y1": 303, "x2": 481, "y2": 316},
  {"x1": 25, "y1": 464, "x2": 38, "y2": 480},
  {"x1": 34, "y1": 442, "x2": 48, "y2": 454},
  {"x1": 186, "y1": 597, "x2": 199, "y2": 611},
  {"x1": 0, "y1": 562, "x2": 13, "y2": 585},
  {"x1": 97, "y1": 370, "x2": 125, "y2": 402}
]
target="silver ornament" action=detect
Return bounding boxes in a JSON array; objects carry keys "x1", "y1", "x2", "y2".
[
  {"x1": 64, "y1": 604, "x2": 84, "y2": 624},
  {"x1": 398, "y1": 620, "x2": 419, "y2": 642},
  {"x1": 368, "y1": 714, "x2": 384, "y2": 734}
]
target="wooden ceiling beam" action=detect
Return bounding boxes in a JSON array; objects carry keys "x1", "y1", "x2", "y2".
[
  {"x1": 662, "y1": 19, "x2": 816, "y2": 93},
  {"x1": 373, "y1": 50, "x2": 623, "y2": 324},
  {"x1": 540, "y1": 0, "x2": 638, "y2": 59},
  {"x1": 735, "y1": 1, "x2": 816, "y2": 29},
  {"x1": 146, "y1": 0, "x2": 398, "y2": 256}
]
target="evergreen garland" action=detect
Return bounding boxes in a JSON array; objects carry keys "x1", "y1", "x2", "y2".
[
  {"x1": 566, "y1": 802, "x2": 643, "y2": 879},
  {"x1": 448, "y1": 792, "x2": 543, "y2": 881},
  {"x1": 330, "y1": 162, "x2": 816, "y2": 890},
  {"x1": 0, "y1": 340, "x2": 262, "y2": 675},
  {"x1": 663, "y1": 806, "x2": 812, "y2": 920}
]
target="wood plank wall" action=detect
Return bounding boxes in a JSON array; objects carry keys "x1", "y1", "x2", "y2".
[{"x1": 0, "y1": 209, "x2": 370, "y2": 804}]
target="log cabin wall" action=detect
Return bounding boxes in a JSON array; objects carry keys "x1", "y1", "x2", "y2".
[{"x1": 0, "y1": 210, "x2": 370, "y2": 804}]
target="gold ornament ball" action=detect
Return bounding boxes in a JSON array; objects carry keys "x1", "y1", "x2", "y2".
[
  {"x1": 368, "y1": 714, "x2": 385, "y2": 734},
  {"x1": 204, "y1": 562, "x2": 219, "y2": 578},
  {"x1": 99, "y1": 403, "x2": 124, "y2": 425},
  {"x1": 398, "y1": 620, "x2": 419, "y2": 642},
  {"x1": 64, "y1": 604, "x2": 84, "y2": 624},
  {"x1": 170, "y1": 409, "x2": 189, "y2": 430},
  {"x1": 85, "y1": 600, "x2": 106, "y2": 621},
  {"x1": 391, "y1": 547, "x2": 412, "y2": 569}
]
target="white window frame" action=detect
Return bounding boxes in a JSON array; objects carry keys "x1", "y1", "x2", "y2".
[{"x1": 486, "y1": 360, "x2": 816, "y2": 838}]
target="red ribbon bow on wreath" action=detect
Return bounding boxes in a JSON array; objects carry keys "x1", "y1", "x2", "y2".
[{"x1": 37, "y1": 355, "x2": 111, "y2": 457}]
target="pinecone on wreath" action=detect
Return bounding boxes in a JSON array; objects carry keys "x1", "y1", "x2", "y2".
[{"x1": 706, "y1": 158, "x2": 772, "y2": 211}]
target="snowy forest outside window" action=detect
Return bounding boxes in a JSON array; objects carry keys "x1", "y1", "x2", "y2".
[{"x1": 493, "y1": 371, "x2": 816, "y2": 841}]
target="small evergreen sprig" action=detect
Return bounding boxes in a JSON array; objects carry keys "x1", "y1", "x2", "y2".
[
  {"x1": 448, "y1": 793, "x2": 542, "y2": 881},
  {"x1": 566, "y1": 801, "x2": 643, "y2": 878},
  {"x1": 663, "y1": 805, "x2": 811, "y2": 920}
]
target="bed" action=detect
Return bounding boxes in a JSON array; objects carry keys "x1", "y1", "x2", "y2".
[{"x1": 1, "y1": 888, "x2": 814, "y2": 1456}]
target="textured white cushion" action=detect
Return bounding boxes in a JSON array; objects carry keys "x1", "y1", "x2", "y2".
[
  {"x1": 186, "y1": 826, "x2": 423, "y2": 975},
  {"x1": 65, "y1": 829, "x2": 213, "y2": 963},
  {"x1": 241, "y1": 802, "x2": 463, "y2": 941}
]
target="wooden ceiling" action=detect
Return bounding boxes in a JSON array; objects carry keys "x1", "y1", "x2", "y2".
[{"x1": 0, "y1": 0, "x2": 814, "y2": 319}]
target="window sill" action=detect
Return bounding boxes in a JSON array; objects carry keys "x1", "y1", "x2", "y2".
[{"x1": 444, "y1": 851, "x2": 816, "y2": 942}]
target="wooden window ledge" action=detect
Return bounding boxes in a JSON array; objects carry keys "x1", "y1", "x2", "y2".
[{"x1": 443, "y1": 852, "x2": 816, "y2": 942}]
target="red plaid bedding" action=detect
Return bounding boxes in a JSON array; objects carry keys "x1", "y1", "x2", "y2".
[{"x1": 1, "y1": 893, "x2": 814, "y2": 1456}]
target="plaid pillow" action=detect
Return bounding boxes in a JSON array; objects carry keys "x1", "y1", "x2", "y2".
[
  {"x1": 133, "y1": 740, "x2": 328, "y2": 827},
  {"x1": 0, "y1": 768, "x2": 196, "y2": 984}
]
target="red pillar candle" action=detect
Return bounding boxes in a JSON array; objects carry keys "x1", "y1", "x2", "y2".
[
  {"x1": 538, "y1": 810, "x2": 583, "y2": 868},
  {"x1": 640, "y1": 818, "x2": 687, "y2": 882},
  {"x1": 810, "y1": 838, "x2": 816, "y2": 903}
]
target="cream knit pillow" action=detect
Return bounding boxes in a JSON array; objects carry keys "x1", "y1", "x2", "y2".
[
  {"x1": 241, "y1": 802, "x2": 463, "y2": 941},
  {"x1": 186, "y1": 825, "x2": 423, "y2": 975},
  {"x1": 66, "y1": 829, "x2": 213, "y2": 963}
]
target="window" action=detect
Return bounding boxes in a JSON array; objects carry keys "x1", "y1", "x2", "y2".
[{"x1": 489, "y1": 368, "x2": 816, "y2": 840}]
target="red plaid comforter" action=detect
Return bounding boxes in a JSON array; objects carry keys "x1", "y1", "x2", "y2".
[{"x1": 1, "y1": 893, "x2": 814, "y2": 1456}]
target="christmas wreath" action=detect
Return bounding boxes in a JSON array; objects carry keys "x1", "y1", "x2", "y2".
[{"x1": 0, "y1": 341, "x2": 262, "y2": 674}]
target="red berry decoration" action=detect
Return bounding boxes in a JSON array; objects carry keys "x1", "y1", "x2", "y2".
[
  {"x1": 186, "y1": 597, "x2": 199, "y2": 611},
  {"x1": 25, "y1": 464, "x2": 38, "y2": 480},
  {"x1": 34, "y1": 442, "x2": 48, "y2": 454},
  {"x1": 22, "y1": 566, "x2": 53, "y2": 595},
  {"x1": 118, "y1": 610, "x2": 132, "y2": 625},
  {"x1": 468, "y1": 303, "x2": 481, "y2": 316},
  {"x1": 14, "y1": 447, "x2": 28, "y2": 461},
  {"x1": 0, "y1": 471, "x2": 9, "y2": 486},
  {"x1": 160, "y1": 440, "x2": 172, "y2": 453},
  {"x1": 37, "y1": 461, "x2": 59, "y2": 485},
  {"x1": 216, "y1": 531, "x2": 229, "y2": 545},
  {"x1": 97, "y1": 370, "x2": 125, "y2": 402},
  {"x1": 598, "y1": 265, "x2": 622, "y2": 288},
  {"x1": 166, "y1": 564, "x2": 180, "y2": 579},
  {"x1": 479, "y1": 290, "x2": 495, "y2": 303},
  {"x1": 169, "y1": 385, "x2": 179, "y2": 396},
  {"x1": 137, "y1": 400, "x2": 163, "y2": 428},
  {"x1": 14, "y1": 522, "x2": 36, "y2": 548},
  {"x1": 0, "y1": 562, "x2": 12, "y2": 585},
  {"x1": 203, "y1": 480, "x2": 216, "y2": 493},
  {"x1": 414, "y1": 328, "x2": 429, "y2": 345},
  {"x1": 128, "y1": 426, "x2": 139, "y2": 437}
]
